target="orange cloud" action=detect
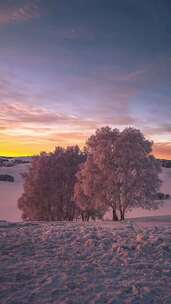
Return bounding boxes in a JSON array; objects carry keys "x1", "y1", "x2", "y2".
[
  {"x1": 153, "y1": 142, "x2": 171, "y2": 160},
  {"x1": 1, "y1": 101, "x2": 171, "y2": 158}
]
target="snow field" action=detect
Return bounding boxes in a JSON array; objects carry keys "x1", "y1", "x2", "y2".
[{"x1": 0, "y1": 220, "x2": 171, "y2": 303}]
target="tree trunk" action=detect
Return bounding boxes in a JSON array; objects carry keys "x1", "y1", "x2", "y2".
[
  {"x1": 112, "y1": 208, "x2": 119, "y2": 221},
  {"x1": 92, "y1": 215, "x2": 96, "y2": 221},
  {"x1": 81, "y1": 213, "x2": 85, "y2": 221},
  {"x1": 86, "y1": 214, "x2": 90, "y2": 221},
  {"x1": 120, "y1": 209, "x2": 125, "y2": 221}
]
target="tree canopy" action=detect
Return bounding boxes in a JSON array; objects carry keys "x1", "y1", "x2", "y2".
[
  {"x1": 18, "y1": 146, "x2": 86, "y2": 221},
  {"x1": 18, "y1": 127, "x2": 163, "y2": 221},
  {"x1": 74, "y1": 127, "x2": 162, "y2": 220}
]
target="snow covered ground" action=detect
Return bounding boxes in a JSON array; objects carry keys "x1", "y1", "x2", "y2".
[
  {"x1": 0, "y1": 163, "x2": 30, "y2": 221},
  {"x1": 127, "y1": 167, "x2": 171, "y2": 218},
  {"x1": 0, "y1": 163, "x2": 171, "y2": 221},
  {"x1": 0, "y1": 219, "x2": 171, "y2": 303}
]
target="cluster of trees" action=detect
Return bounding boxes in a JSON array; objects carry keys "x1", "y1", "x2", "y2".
[{"x1": 18, "y1": 127, "x2": 163, "y2": 221}]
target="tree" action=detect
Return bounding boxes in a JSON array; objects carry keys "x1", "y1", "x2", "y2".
[
  {"x1": 114, "y1": 128, "x2": 162, "y2": 220},
  {"x1": 74, "y1": 155, "x2": 107, "y2": 221},
  {"x1": 18, "y1": 146, "x2": 86, "y2": 221},
  {"x1": 74, "y1": 127, "x2": 162, "y2": 221},
  {"x1": 74, "y1": 127, "x2": 120, "y2": 220}
]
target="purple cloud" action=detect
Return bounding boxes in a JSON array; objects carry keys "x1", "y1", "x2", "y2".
[{"x1": 0, "y1": 1, "x2": 42, "y2": 25}]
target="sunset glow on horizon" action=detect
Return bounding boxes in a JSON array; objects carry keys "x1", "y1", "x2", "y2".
[{"x1": 0, "y1": 1, "x2": 171, "y2": 158}]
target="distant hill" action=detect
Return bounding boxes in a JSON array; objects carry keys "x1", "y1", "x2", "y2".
[
  {"x1": 1, "y1": 156, "x2": 171, "y2": 168},
  {"x1": 0, "y1": 156, "x2": 32, "y2": 167}
]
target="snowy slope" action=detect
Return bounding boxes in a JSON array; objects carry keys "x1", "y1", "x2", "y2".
[
  {"x1": 0, "y1": 164, "x2": 171, "y2": 222},
  {"x1": 0, "y1": 163, "x2": 30, "y2": 221},
  {"x1": 0, "y1": 220, "x2": 171, "y2": 304}
]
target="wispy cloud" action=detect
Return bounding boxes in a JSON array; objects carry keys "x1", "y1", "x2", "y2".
[
  {"x1": 0, "y1": 101, "x2": 99, "y2": 130},
  {"x1": 0, "y1": 1, "x2": 42, "y2": 25},
  {"x1": 144, "y1": 124, "x2": 171, "y2": 137},
  {"x1": 0, "y1": 70, "x2": 138, "y2": 127},
  {"x1": 0, "y1": 59, "x2": 171, "y2": 157},
  {"x1": 0, "y1": 99, "x2": 171, "y2": 157}
]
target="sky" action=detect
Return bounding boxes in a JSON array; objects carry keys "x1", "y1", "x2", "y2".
[{"x1": 0, "y1": 0, "x2": 171, "y2": 158}]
